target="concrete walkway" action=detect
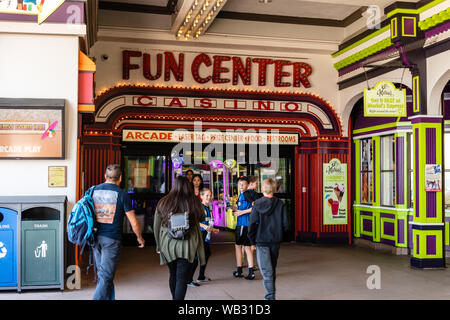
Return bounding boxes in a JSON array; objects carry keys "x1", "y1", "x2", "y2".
[{"x1": 2, "y1": 237, "x2": 450, "y2": 300}]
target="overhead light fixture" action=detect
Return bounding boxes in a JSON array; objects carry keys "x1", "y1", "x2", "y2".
[
  {"x1": 259, "y1": 0, "x2": 272, "y2": 3},
  {"x1": 176, "y1": 0, "x2": 228, "y2": 40}
]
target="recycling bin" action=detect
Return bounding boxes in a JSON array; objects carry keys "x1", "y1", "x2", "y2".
[
  {"x1": 0, "y1": 196, "x2": 66, "y2": 292},
  {"x1": 0, "y1": 207, "x2": 19, "y2": 290}
]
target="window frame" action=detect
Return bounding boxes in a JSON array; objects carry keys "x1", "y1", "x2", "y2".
[{"x1": 380, "y1": 135, "x2": 395, "y2": 207}]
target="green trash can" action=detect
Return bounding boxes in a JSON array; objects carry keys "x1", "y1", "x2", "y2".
[{"x1": 21, "y1": 219, "x2": 60, "y2": 287}]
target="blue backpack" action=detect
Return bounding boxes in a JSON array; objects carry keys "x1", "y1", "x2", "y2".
[{"x1": 67, "y1": 186, "x2": 97, "y2": 253}]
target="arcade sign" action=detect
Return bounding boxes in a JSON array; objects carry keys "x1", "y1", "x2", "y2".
[
  {"x1": 122, "y1": 50, "x2": 313, "y2": 89},
  {"x1": 364, "y1": 81, "x2": 406, "y2": 117},
  {"x1": 123, "y1": 129, "x2": 299, "y2": 145},
  {"x1": 0, "y1": 101, "x2": 65, "y2": 159}
]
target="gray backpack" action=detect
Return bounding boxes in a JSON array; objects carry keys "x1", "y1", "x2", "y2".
[{"x1": 167, "y1": 212, "x2": 190, "y2": 240}]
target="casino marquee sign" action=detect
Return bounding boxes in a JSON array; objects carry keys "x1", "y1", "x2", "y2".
[{"x1": 95, "y1": 94, "x2": 334, "y2": 131}]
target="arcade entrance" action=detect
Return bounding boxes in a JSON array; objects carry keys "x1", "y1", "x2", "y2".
[{"x1": 120, "y1": 141, "x2": 295, "y2": 245}]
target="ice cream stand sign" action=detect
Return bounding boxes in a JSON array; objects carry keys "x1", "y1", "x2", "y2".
[
  {"x1": 364, "y1": 81, "x2": 406, "y2": 117},
  {"x1": 323, "y1": 158, "x2": 347, "y2": 225}
]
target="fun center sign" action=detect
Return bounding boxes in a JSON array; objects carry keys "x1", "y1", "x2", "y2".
[{"x1": 122, "y1": 50, "x2": 313, "y2": 89}]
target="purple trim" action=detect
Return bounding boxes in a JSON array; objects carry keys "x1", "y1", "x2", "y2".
[
  {"x1": 383, "y1": 221, "x2": 395, "y2": 236},
  {"x1": 426, "y1": 235, "x2": 436, "y2": 255},
  {"x1": 426, "y1": 128, "x2": 436, "y2": 163},
  {"x1": 426, "y1": 128, "x2": 437, "y2": 218},
  {"x1": 353, "y1": 126, "x2": 413, "y2": 138},
  {"x1": 416, "y1": 234, "x2": 420, "y2": 255},
  {"x1": 45, "y1": 1, "x2": 85, "y2": 24},
  {"x1": 425, "y1": 21, "x2": 450, "y2": 39},
  {"x1": 363, "y1": 219, "x2": 373, "y2": 232},
  {"x1": 381, "y1": 238, "x2": 396, "y2": 246},
  {"x1": 380, "y1": 212, "x2": 395, "y2": 219},
  {"x1": 410, "y1": 117, "x2": 443, "y2": 124},
  {"x1": 415, "y1": 128, "x2": 420, "y2": 218},
  {"x1": 398, "y1": 219, "x2": 405, "y2": 244},
  {"x1": 427, "y1": 192, "x2": 437, "y2": 218},
  {"x1": 446, "y1": 245, "x2": 450, "y2": 251},
  {"x1": 403, "y1": 18, "x2": 416, "y2": 36},
  {"x1": 0, "y1": 1, "x2": 84, "y2": 24},
  {"x1": 394, "y1": 42, "x2": 413, "y2": 67},
  {"x1": 396, "y1": 136, "x2": 405, "y2": 205},
  {"x1": 360, "y1": 211, "x2": 373, "y2": 216},
  {"x1": 361, "y1": 234, "x2": 373, "y2": 241},
  {"x1": 0, "y1": 12, "x2": 36, "y2": 21},
  {"x1": 373, "y1": 143, "x2": 376, "y2": 203}
]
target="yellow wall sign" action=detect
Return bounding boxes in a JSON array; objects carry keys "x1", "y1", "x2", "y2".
[
  {"x1": 48, "y1": 166, "x2": 66, "y2": 188},
  {"x1": 364, "y1": 81, "x2": 407, "y2": 117}
]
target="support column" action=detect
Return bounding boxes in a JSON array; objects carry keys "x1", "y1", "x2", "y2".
[{"x1": 410, "y1": 116, "x2": 445, "y2": 268}]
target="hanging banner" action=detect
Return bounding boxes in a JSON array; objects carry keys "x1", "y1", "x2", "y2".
[
  {"x1": 0, "y1": 0, "x2": 66, "y2": 24},
  {"x1": 364, "y1": 81, "x2": 407, "y2": 117},
  {"x1": 323, "y1": 158, "x2": 347, "y2": 225}
]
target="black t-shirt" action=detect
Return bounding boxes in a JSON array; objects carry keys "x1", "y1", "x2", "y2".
[
  {"x1": 244, "y1": 189, "x2": 263, "y2": 204},
  {"x1": 92, "y1": 183, "x2": 132, "y2": 240}
]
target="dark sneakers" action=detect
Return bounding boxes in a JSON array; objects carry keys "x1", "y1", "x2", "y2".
[
  {"x1": 188, "y1": 281, "x2": 200, "y2": 287},
  {"x1": 233, "y1": 266, "x2": 243, "y2": 278},
  {"x1": 245, "y1": 267, "x2": 255, "y2": 280}
]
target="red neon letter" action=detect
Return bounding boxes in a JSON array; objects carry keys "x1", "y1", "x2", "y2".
[
  {"x1": 192, "y1": 53, "x2": 212, "y2": 84},
  {"x1": 122, "y1": 50, "x2": 142, "y2": 80}
]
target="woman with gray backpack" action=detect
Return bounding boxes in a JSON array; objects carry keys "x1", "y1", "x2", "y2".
[{"x1": 154, "y1": 176, "x2": 206, "y2": 300}]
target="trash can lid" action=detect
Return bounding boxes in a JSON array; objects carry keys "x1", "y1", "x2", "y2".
[{"x1": 0, "y1": 196, "x2": 67, "y2": 204}]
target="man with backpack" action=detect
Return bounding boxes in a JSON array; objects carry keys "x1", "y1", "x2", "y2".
[
  {"x1": 91, "y1": 164, "x2": 145, "y2": 300},
  {"x1": 248, "y1": 178, "x2": 289, "y2": 300}
]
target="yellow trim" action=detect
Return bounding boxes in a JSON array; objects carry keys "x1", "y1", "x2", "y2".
[
  {"x1": 78, "y1": 104, "x2": 95, "y2": 112},
  {"x1": 332, "y1": 25, "x2": 390, "y2": 58},
  {"x1": 387, "y1": 0, "x2": 446, "y2": 18},
  {"x1": 353, "y1": 122, "x2": 411, "y2": 135},
  {"x1": 391, "y1": 17, "x2": 398, "y2": 38},
  {"x1": 413, "y1": 76, "x2": 420, "y2": 112}
]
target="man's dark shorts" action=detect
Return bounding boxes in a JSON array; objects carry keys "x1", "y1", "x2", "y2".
[{"x1": 235, "y1": 226, "x2": 251, "y2": 246}]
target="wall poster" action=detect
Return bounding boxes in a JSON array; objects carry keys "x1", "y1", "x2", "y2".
[{"x1": 323, "y1": 158, "x2": 348, "y2": 225}]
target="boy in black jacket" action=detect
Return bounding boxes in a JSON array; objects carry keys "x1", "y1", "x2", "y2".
[{"x1": 248, "y1": 178, "x2": 289, "y2": 300}]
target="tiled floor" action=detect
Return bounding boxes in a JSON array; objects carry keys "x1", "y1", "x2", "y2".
[{"x1": 2, "y1": 232, "x2": 450, "y2": 300}]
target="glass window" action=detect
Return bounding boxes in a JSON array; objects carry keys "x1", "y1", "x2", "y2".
[
  {"x1": 125, "y1": 155, "x2": 166, "y2": 193},
  {"x1": 255, "y1": 158, "x2": 291, "y2": 194},
  {"x1": 360, "y1": 139, "x2": 374, "y2": 204},
  {"x1": 381, "y1": 135, "x2": 395, "y2": 206},
  {"x1": 445, "y1": 133, "x2": 450, "y2": 209}
]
